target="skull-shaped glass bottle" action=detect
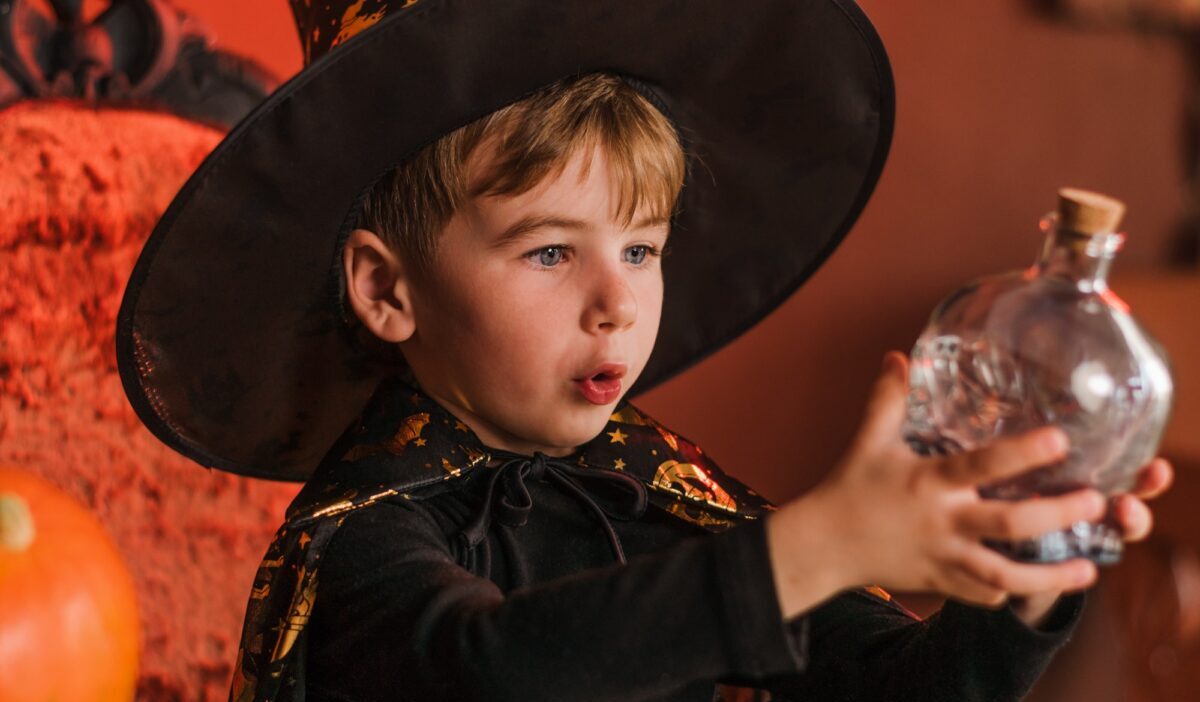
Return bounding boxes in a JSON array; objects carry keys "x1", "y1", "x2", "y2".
[{"x1": 903, "y1": 189, "x2": 1174, "y2": 564}]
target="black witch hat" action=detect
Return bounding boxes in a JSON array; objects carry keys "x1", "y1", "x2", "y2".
[{"x1": 115, "y1": 0, "x2": 895, "y2": 481}]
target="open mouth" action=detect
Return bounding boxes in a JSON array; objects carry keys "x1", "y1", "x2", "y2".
[{"x1": 574, "y1": 365, "x2": 625, "y2": 405}]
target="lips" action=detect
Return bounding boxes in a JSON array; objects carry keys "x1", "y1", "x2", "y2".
[{"x1": 574, "y1": 362, "x2": 627, "y2": 405}]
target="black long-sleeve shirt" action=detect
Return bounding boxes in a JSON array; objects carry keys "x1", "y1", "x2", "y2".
[
  {"x1": 304, "y1": 463, "x2": 1084, "y2": 701},
  {"x1": 226, "y1": 375, "x2": 1084, "y2": 701}
]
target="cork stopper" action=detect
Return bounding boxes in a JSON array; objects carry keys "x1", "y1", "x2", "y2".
[{"x1": 1057, "y1": 188, "x2": 1126, "y2": 235}]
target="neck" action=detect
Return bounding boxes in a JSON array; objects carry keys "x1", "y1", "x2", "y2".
[
  {"x1": 1029, "y1": 215, "x2": 1124, "y2": 293},
  {"x1": 409, "y1": 378, "x2": 579, "y2": 459}
]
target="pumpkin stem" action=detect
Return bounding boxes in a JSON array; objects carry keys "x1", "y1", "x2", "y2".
[{"x1": 0, "y1": 492, "x2": 35, "y2": 552}]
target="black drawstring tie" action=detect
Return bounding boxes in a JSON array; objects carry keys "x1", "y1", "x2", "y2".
[{"x1": 458, "y1": 450, "x2": 648, "y2": 565}]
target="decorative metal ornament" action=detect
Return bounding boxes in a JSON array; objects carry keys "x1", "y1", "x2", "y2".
[{"x1": 0, "y1": 0, "x2": 276, "y2": 127}]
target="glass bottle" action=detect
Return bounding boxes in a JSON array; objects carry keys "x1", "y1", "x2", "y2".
[{"x1": 903, "y1": 189, "x2": 1174, "y2": 565}]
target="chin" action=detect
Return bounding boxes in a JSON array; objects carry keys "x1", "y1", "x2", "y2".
[{"x1": 544, "y1": 411, "x2": 613, "y2": 450}]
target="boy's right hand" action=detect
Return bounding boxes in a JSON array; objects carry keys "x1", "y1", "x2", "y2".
[{"x1": 765, "y1": 351, "x2": 1105, "y2": 620}]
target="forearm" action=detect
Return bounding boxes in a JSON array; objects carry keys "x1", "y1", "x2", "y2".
[
  {"x1": 308, "y1": 505, "x2": 807, "y2": 701},
  {"x1": 757, "y1": 589, "x2": 1086, "y2": 702},
  {"x1": 409, "y1": 528, "x2": 798, "y2": 699}
]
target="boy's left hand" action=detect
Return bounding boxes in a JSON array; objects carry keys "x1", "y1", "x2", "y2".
[{"x1": 1010, "y1": 456, "x2": 1175, "y2": 629}]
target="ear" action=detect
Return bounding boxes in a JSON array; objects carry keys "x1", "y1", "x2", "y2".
[{"x1": 343, "y1": 228, "x2": 417, "y2": 343}]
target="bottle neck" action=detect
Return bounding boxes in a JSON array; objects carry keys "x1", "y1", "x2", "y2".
[{"x1": 1030, "y1": 213, "x2": 1124, "y2": 293}]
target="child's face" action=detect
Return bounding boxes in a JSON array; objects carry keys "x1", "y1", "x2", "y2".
[{"x1": 401, "y1": 142, "x2": 670, "y2": 457}]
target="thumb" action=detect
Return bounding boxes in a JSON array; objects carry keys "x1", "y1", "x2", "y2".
[{"x1": 854, "y1": 351, "x2": 910, "y2": 451}]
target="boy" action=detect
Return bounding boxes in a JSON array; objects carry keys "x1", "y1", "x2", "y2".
[{"x1": 116, "y1": 2, "x2": 1173, "y2": 700}]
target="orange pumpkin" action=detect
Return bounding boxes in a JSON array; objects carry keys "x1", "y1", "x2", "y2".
[{"x1": 0, "y1": 465, "x2": 139, "y2": 701}]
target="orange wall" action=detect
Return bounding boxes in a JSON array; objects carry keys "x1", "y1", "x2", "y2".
[{"x1": 175, "y1": 0, "x2": 1187, "y2": 502}]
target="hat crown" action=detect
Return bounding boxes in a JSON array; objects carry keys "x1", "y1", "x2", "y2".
[{"x1": 291, "y1": 0, "x2": 411, "y2": 65}]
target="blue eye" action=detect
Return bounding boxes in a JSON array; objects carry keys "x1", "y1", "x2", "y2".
[
  {"x1": 531, "y1": 246, "x2": 565, "y2": 268},
  {"x1": 625, "y1": 245, "x2": 661, "y2": 265}
]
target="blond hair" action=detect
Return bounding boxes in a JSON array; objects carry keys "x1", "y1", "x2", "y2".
[{"x1": 357, "y1": 72, "x2": 686, "y2": 273}]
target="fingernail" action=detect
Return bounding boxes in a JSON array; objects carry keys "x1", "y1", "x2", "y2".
[
  {"x1": 1043, "y1": 429, "x2": 1069, "y2": 454},
  {"x1": 883, "y1": 352, "x2": 907, "y2": 381},
  {"x1": 1075, "y1": 563, "x2": 1097, "y2": 585}
]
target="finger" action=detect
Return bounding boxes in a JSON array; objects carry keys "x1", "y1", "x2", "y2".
[
  {"x1": 939, "y1": 567, "x2": 1010, "y2": 609},
  {"x1": 956, "y1": 489, "x2": 1106, "y2": 541},
  {"x1": 1113, "y1": 494, "x2": 1154, "y2": 542},
  {"x1": 959, "y1": 546, "x2": 1097, "y2": 596},
  {"x1": 938, "y1": 426, "x2": 1069, "y2": 487},
  {"x1": 1131, "y1": 458, "x2": 1174, "y2": 501},
  {"x1": 854, "y1": 351, "x2": 911, "y2": 450},
  {"x1": 887, "y1": 350, "x2": 910, "y2": 386}
]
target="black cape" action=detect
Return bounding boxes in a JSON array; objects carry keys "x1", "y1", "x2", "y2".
[{"x1": 229, "y1": 374, "x2": 1085, "y2": 701}]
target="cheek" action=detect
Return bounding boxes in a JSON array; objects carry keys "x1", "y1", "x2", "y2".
[
  {"x1": 459, "y1": 278, "x2": 574, "y2": 363},
  {"x1": 637, "y1": 275, "x2": 665, "y2": 333},
  {"x1": 630, "y1": 276, "x2": 664, "y2": 379},
  {"x1": 412, "y1": 272, "x2": 500, "y2": 362}
]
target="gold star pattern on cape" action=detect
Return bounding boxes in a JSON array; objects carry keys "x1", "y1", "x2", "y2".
[{"x1": 231, "y1": 373, "x2": 918, "y2": 702}]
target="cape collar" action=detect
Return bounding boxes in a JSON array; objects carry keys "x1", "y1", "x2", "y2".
[
  {"x1": 285, "y1": 373, "x2": 777, "y2": 533},
  {"x1": 230, "y1": 375, "x2": 909, "y2": 702}
]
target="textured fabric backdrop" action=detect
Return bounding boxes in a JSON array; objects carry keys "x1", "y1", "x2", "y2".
[{"x1": 0, "y1": 101, "x2": 300, "y2": 700}]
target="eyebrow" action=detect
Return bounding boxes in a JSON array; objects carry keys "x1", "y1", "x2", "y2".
[{"x1": 491, "y1": 213, "x2": 671, "y2": 247}]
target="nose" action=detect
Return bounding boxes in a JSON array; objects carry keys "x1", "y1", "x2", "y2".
[{"x1": 581, "y1": 262, "x2": 637, "y2": 333}]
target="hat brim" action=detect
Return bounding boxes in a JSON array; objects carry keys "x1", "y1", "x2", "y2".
[{"x1": 116, "y1": 0, "x2": 894, "y2": 481}]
